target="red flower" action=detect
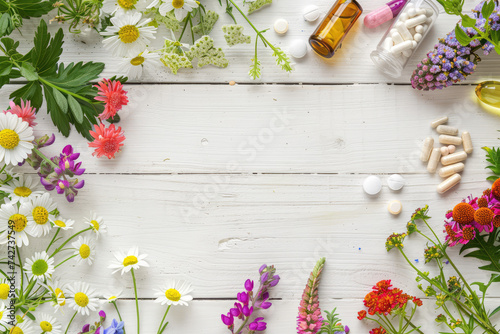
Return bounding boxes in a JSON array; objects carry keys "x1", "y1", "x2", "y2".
[
  {"x1": 88, "y1": 123, "x2": 125, "y2": 159},
  {"x1": 369, "y1": 327, "x2": 386, "y2": 334},
  {"x1": 357, "y1": 310, "x2": 367, "y2": 320},
  {"x1": 4, "y1": 99, "x2": 37, "y2": 127},
  {"x1": 94, "y1": 79, "x2": 129, "y2": 121}
]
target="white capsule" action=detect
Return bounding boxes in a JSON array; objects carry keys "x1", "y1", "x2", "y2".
[
  {"x1": 425, "y1": 17, "x2": 433, "y2": 24},
  {"x1": 382, "y1": 37, "x2": 394, "y2": 50},
  {"x1": 363, "y1": 175, "x2": 382, "y2": 195},
  {"x1": 439, "y1": 134, "x2": 462, "y2": 145},
  {"x1": 388, "y1": 200, "x2": 403, "y2": 215},
  {"x1": 441, "y1": 151, "x2": 467, "y2": 166},
  {"x1": 391, "y1": 32, "x2": 404, "y2": 45},
  {"x1": 405, "y1": 14, "x2": 427, "y2": 28},
  {"x1": 462, "y1": 131, "x2": 473, "y2": 154},
  {"x1": 448, "y1": 145, "x2": 456, "y2": 153},
  {"x1": 439, "y1": 162, "x2": 465, "y2": 178},
  {"x1": 303, "y1": 5, "x2": 321, "y2": 22},
  {"x1": 436, "y1": 125, "x2": 459, "y2": 136},
  {"x1": 402, "y1": 49, "x2": 412, "y2": 57},
  {"x1": 414, "y1": 33, "x2": 422, "y2": 42},
  {"x1": 431, "y1": 116, "x2": 448, "y2": 128},
  {"x1": 274, "y1": 18, "x2": 289, "y2": 34},
  {"x1": 440, "y1": 146, "x2": 449, "y2": 156},
  {"x1": 391, "y1": 40, "x2": 413, "y2": 54},
  {"x1": 400, "y1": 13, "x2": 409, "y2": 21},
  {"x1": 420, "y1": 137, "x2": 434, "y2": 161},
  {"x1": 396, "y1": 21, "x2": 413, "y2": 41},
  {"x1": 407, "y1": 8, "x2": 417, "y2": 17},
  {"x1": 415, "y1": 25, "x2": 424, "y2": 33},
  {"x1": 390, "y1": 28, "x2": 398, "y2": 35},
  {"x1": 289, "y1": 39, "x2": 308, "y2": 58},
  {"x1": 422, "y1": 24, "x2": 429, "y2": 32},
  {"x1": 415, "y1": 8, "x2": 427, "y2": 16},
  {"x1": 405, "y1": 3, "x2": 415, "y2": 11},
  {"x1": 427, "y1": 148, "x2": 442, "y2": 173},
  {"x1": 388, "y1": 174, "x2": 405, "y2": 191},
  {"x1": 411, "y1": 40, "x2": 418, "y2": 48},
  {"x1": 425, "y1": 8, "x2": 434, "y2": 16},
  {"x1": 437, "y1": 173, "x2": 461, "y2": 194}
]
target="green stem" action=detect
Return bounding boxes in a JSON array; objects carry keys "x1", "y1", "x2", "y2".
[
  {"x1": 112, "y1": 301, "x2": 126, "y2": 334},
  {"x1": 157, "y1": 305, "x2": 171, "y2": 334},
  {"x1": 31, "y1": 147, "x2": 59, "y2": 170},
  {"x1": 45, "y1": 228, "x2": 61, "y2": 252},
  {"x1": 131, "y1": 268, "x2": 140, "y2": 334},
  {"x1": 16, "y1": 246, "x2": 24, "y2": 292},
  {"x1": 54, "y1": 254, "x2": 77, "y2": 269},
  {"x1": 50, "y1": 227, "x2": 92, "y2": 258},
  {"x1": 64, "y1": 311, "x2": 78, "y2": 334},
  {"x1": 178, "y1": 13, "x2": 191, "y2": 42},
  {"x1": 38, "y1": 77, "x2": 94, "y2": 104}
]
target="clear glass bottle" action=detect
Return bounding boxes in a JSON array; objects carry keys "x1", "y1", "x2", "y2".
[
  {"x1": 370, "y1": 0, "x2": 439, "y2": 78},
  {"x1": 309, "y1": 0, "x2": 363, "y2": 58}
]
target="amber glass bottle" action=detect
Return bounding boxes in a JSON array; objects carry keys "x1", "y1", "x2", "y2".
[{"x1": 309, "y1": 0, "x2": 363, "y2": 58}]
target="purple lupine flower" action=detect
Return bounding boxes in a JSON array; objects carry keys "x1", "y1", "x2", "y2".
[
  {"x1": 249, "y1": 317, "x2": 267, "y2": 331},
  {"x1": 222, "y1": 313, "x2": 234, "y2": 326},
  {"x1": 81, "y1": 324, "x2": 90, "y2": 333},
  {"x1": 99, "y1": 310, "x2": 106, "y2": 320},
  {"x1": 245, "y1": 279, "x2": 254, "y2": 291}
]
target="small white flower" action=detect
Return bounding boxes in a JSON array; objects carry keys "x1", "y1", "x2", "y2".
[
  {"x1": 0, "y1": 302, "x2": 9, "y2": 327},
  {"x1": 108, "y1": 246, "x2": 149, "y2": 275},
  {"x1": 7, "y1": 320, "x2": 35, "y2": 334},
  {"x1": 51, "y1": 217, "x2": 75, "y2": 231},
  {"x1": 102, "y1": 0, "x2": 147, "y2": 14},
  {"x1": 101, "y1": 12, "x2": 157, "y2": 57},
  {"x1": 159, "y1": 0, "x2": 199, "y2": 21},
  {"x1": 72, "y1": 236, "x2": 95, "y2": 265},
  {"x1": 67, "y1": 282, "x2": 99, "y2": 316},
  {"x1": 0, "y1": 175, "x2": 44, "y2": 204},
  {"x1": 120, "y1": 49, "x2": 161, "y2": 79},
  {"x1": 23, "y1": 251, "x2": 55, "y2": 281},
  {"x1": 154, "y1": 280, "x2": 193, "y2": 306},
  {"x1": 84, "y1": 212, "x2": 107, "y2": 239},
  {"x1": 37, "y1": 313, "x2": 62, "y2": 334},
  {"x1": 102, "y1": 289, "x2": 123, "y2": 304},
  {"x1": 0, "y1": 113, "x2": 34, "y2": 165},
  {"x1": 0, "y1": 202, "x2": 33, "y2": 247},
  {"x1": 45, "y1": 279, "x2": 68, "y2": 313},
  {"x1": 25, "y1": 192, "x2": 57, "y2": 237}
]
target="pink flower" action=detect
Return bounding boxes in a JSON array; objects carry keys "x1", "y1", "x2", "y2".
[
  {"x1": 4, "y1": 99, "x2": 37, "y2": 127},
  {"x1": 297, "y1": 258, "x2": 325, "y2": 334},
  {"x1": 94, "y1": 79, "x2": 129, "y2": 121},
  {"x1": 88, "y1": 123, "x2": 125, "y2": 159}
]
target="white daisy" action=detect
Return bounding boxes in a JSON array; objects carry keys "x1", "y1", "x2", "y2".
[
  {"x1": 0, "y1": 113, "x2": 34, "y2": 165},
  {"x1": 45, "y1": 279, "x2": 68, "y2": 313},
  {"x1": 25, "y1": 193, "x2": 57, "y2": 237},
  {"x1": 7, "y1": 321, "x2": 35, "y2": 334},
  {"x1": 36, "y1": 313, "x2": 62, "y2": 334},
  {"x1": 120, "y1": 49, "x2": 161, "y2": 79},
  {"x1": 84, "y1": 212, "x2": 107, "y2": 239},
  {"x1": 102, "y1": 289, "x2": 123, "y2": 304},
  {"x1": 51, "y1": 217, "x2": 74, "y2": 231},
  {"x1": 23, "y1": 251, "x2": 55, "y2": 281},
  {"x1": 154, "y1": 280, "x2": 193, "y2": 306},
  {"x1": 102, "y1": 0, "x2": 147, "y2": 14},
  {"x1": 108, "y1": 246, "x2": 149, "y2": 275},
  {"x1": 101, "y1": 12, "x2": 157, "y2": 57},
  {"x1": 71, "y1": 236, "x2": 95, "y2": 265},
  {"x1": 159, "y1": 0, "x2": 199, "y2": 21},
  {"x1": 0, "y1": 279, "x2": 10, "y2": 300},
  {"x1": 0, "y1": 202, "x2": 33, "y2": 247},
  {"x1": 0, "y1": 301, "x2": 9, "y2": 327},
  {"x1": 0, "y1": 175, "x2": 43, "y2": 204},
  {"x1": 146, "y1": 0, "x2": 160, "y2": 8},
  {"x1": 67, "y1": 282, "x2": 99, "y2": 316}
]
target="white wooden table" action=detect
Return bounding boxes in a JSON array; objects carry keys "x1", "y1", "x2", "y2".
[{"x1": 2, "y1": 0, "x2": 500, "y2": 332}]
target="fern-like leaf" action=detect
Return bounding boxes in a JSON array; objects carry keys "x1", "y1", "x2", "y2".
[{"x1": 483, "y1": 146, "x2": 500, "y2": 181}]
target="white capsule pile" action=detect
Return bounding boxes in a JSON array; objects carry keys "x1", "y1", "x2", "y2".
[
  {"x1": 382, "y1": 3, "x2": 435, "y2": 65},
  {"x1": 420, "y1": 116, "x2": 474, "y2": 194}
]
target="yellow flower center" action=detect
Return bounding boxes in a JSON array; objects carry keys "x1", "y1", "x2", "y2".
[
  {"x1": 118, "y1": 0, "x2": 137, "y2": 9},
  {"x1": 118, "y1": 25, "x2": 140, "y2": 43},
  {"x1": 9, "y1": 214, "x2": 27, "y2": 232},
  {"x1": 74, "y1": 292, "x2": 89, "y2": 307},
  {"x1": 55, "y1": 288, "x2": 66, "y2": 306},
  {"x1": 165, "y1": 288, "x2": 181, "y2": 302},
  {"x1": 33, "y1": 206, "x2": 49, "y2": 225},
  {"x1": 0, "y1": 283, "x2": 9, "y2": 299},
  {"x1": 14, "y1": 186, "x2": 31, "y2": 197},
  {"x1": 90, "y1": 220, "x2": 99, "y2": 231},
  {"x1": 79, "y1": 244, "x2": 91, "y2": 259},
  {"x1": 123, "y1": 255, "x2": 138, "y2": 266},
  {"x1": 172, "y1": 0, "x2": 184, "y2": 9},
  {"x1": 130, "y1": 56, "x2": 145, "y2": 66},
  {"x1": 0, "y1": 311, "x2": 2, "y2": 318},
  {"x1": 108, "y1": 296, "x2": 117, "y2": 300},
  {"x1": 54, "y1": 220, "x2": 66, "y2": 228},
  {"x1": 9, "y1": 327, "x2": 23, "y2": 334},
  {"x1": 0, "y1": 129, "x2": 20, "y2": 149},
  {"x1": 40, "y1": 321, "x2": 53, "y2": 332}
]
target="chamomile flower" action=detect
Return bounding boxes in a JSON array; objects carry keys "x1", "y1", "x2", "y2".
[
  {"x1": 0, "y1": 113, "x2": 34, "y2": 165},
  {"x1": 7, "y1": 321, "x2": 35, "y2": 334},
  {"x1": 154, "y1": 280, "x2": 193, "y2": 306},
  {"x1": 102, "y1": 289, "x2": 123, "y2": 303},
  {"x1": 0, "y1": 202, "x2": 33, "y2": 247},
  {"x1": 84, "y1": 212, "x2": 107, "y2": 238},
  {"x1": 0, "y1": 279, "x2": 10, "y2": 300},
  {"x1": 36, "y1": 313, "x2": 62, "y2": 334},
  {"x1": 23, "y1": 251, "x2": 55, "y2": 281},
  {"x1": 102, "y1": 0, "x2": 147, "y2": 14},
  {"x1": 159, "y1": 0, "x2": 199, "y2": 21},
  {"x1": 72, "y1": 236, "x2": 95, "y2": 265},
  {"x1": 108, "y1": 246, "x2": 149, "y2": 275},
  {"x1": 46, "y1": 279, "x2": 68, "y2": 313},
  {"x1": 0, "y1": 175, "x2": 44, "y2": 204},
  {"x1": 101, "y1": 12, "x2": 157, "y2": 57},
  {"x1": 25, "y1": 193, "x2": 57, "y2": 237},
  {"x1": 51, "y1": 217, "x2": 74, "y2": 231},
  {"x1": 67, "y1": 282, "x2": 99, "y2": 316},
  {"x1": 0, "y1": 302, "x2": 9, "y2": 327},
  {"x1": 120, "y1": 49, "x2": 161, "y2": 79}
]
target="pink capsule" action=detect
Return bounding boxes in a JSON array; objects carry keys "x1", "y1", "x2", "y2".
[{"x1": 364, "y1": 0, "x2": 408, "y2": 28}]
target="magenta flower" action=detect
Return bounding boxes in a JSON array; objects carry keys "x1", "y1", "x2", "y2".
[{"x1": 249, "y1": 317, "x2": 267, "y2": 331}]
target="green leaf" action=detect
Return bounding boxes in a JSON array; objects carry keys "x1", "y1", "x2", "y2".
[
  {"x1": 482, "y1": 0, "x2": 496, "y2": 22},
  {"x1": 66, "y1": 94, "x2": 84, "y2": 124},
  {"x1": 0, "y1": 13, "x2": 12, "y2": 37},
  {"x1": 455, "y1": 24, "x2": 473, "y2": 46},
  {"x1": 495, "y1": 45, "x2": 500, "y2": 56},
  {"x1": 52, "y1": 87, "x2": 68, "y2": 114},
  {"x1": 491, "y1": 30, "x2": 500, "y2": 44},
  {"x1": 0, "y1": 58, "x2": 12, "y2": 76},
  {"x1": 19, "y1": 62, "x2": 38, "y2": 81},
  {"x1": 491, "y1": 305, "x2": 500, "y2": 317},
  {"x1": 461, "y1": 15, "x2": 477, "y2": 28},
  {"x1": 10, "y1": 81, "x2": 43, "y2": 108},
  {"x1": 30, "y1": 20, "x2": 63, "y2": 75},
  {"x1": 482, "y1": 146, "x2": 500, "y2": 180},
  {"x1": 5, "y1": 0, "x2": 56, "y2": 19},
  {"x1": 459, "y1": 228, "x2": 500, "y2": 274}
]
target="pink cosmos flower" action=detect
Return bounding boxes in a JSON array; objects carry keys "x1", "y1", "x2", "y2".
[
  {"x1": 94, "y1": 79, "x2": 129, "y2": 121},
  {"x1": 3, "y1": 99, "x2": 37, "y2": 127},
  {"x1": 88, "y1": 123, "x2": 125, "y2": 159}
]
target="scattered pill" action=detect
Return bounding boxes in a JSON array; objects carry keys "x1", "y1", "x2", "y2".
[
  {"x1": 391, "y1": 31, "x2": 404, "y2": 45},
  {"x1": 415, "y1": 25, "x2": 424, "y2": 33},
  {"x1": 437, "y1": 173, "x2": 461, "y2": 194},
  {"x1": 363, "y1": 175, "x2": 382, "y2": 195},
  {"x1": 391, "y1": 40, "x2": 413, "y2": 54},
  {"x1": 405, "y1": 14, "x2": 428, "y2": 28},
  {"x1": 388, "y1": 174, "x2": 405, "y2": 191},
  {"x1": 413, "y1": 33, "x2": 422, "y2": 42},
  {"x1": 420, "y1": 137, "x2": 434, "y2": 161},
  {"x1": 303, "y1": 5, "x2": 321, "y2": 22},
  {"x1": 388, "y1": 200, "x2": 403, "y2": 215},
  {"x1": 439, "y1": 134, "x2": 462, "y2": 146},
  {"x1": 396, "y1": 21, "x2": 413, "y2": 41},
  {"x1": 289, "y1": 39, "x2": 308, "y2": 58},
  {"x1": 448, "y1": 145, "x2": 456, "y2": 153},
  {"x1": 462, "y1": 131, "x2": 473, "y2": 154},
  {"x1": 431, "y1": 116, "x2": 448, "y2": 128},
  {"x1": 411, "y1": 40, "x2": 418, "y2": 49},
  {"x1": 440, "y1": 146, "x2": 449, "y2": 156},
  {"x1": 274, "y1": 19, "x2": 289, "y2": 34},
  {"x1": 436, "y1": 125, "x2": 459, "y2": 136},
  {"x1": 427, "y1": 148, "x2": 441, "y2": 173},
  {"x1": 229, "y1": 80, "x2": 236, "y2": 86},
  {"x1": 439, "y1": 162, "x2": 465, "y2": 178},
  {"x1": 441, "y1": 151, "x2": 467, "y2": 166}
]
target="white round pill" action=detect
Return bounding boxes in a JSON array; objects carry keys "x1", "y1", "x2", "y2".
[
  {"x1": 448, "y1": 145, "x2": 456, "y2": 153},
  {"x1": 440, "y1": 146, "x2": 449, "y2": 156},
  {"x1": 289, "y1": 39, "x2": 308, "y2": 58},
  {"x1": 387, "y1": 174, "x2": 405, "y2": 191},
  {"x1": 415, "y1": 25, "x2": 424, "y2": 33},
  {"x1": 303, "y1": 5, "x2": 320, "y2": 22},
  {"x1": 414, "y1": 33, "x2": 422, "y2": 42},
  {"x1": 388, "y1": 200, "x2": 403, "y2": 215},
  {"x1": 274, "y1": 18, "x2": 289, "y2": 34},
  {"x1": 363, "y1": 175, "x2": 382, "y2": 195}
]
